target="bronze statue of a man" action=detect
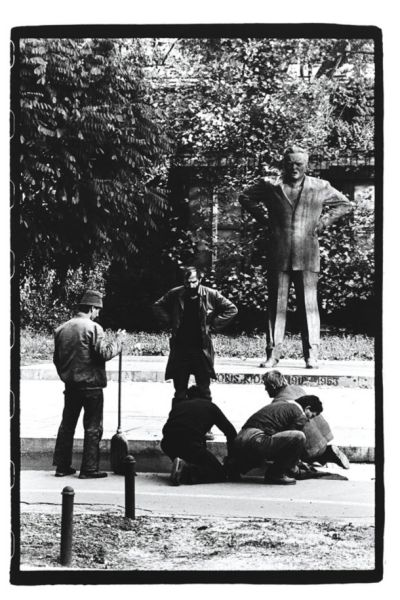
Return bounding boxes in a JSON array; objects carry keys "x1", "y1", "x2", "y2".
[{"x1": 239, "y1": 145, "x2": 352, "y2": 368}]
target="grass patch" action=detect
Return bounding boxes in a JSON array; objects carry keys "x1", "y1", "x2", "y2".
[{"x1": 20, "y1": 327, "x2": 374, "y2": 365}]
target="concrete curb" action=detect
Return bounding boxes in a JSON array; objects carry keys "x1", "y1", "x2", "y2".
[
  {"x1": 20, "y1": 437, "x2": 375, "y2": 471},
  {"x1": 20, "y1": 368, "x2": 374, "y2": 388},
  {"x1": 20, "y1": 357, "x2": 375, "y2": 388}
]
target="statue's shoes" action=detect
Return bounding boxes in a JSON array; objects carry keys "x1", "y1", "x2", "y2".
[
  {"x1": 259, "y1": 357, "x2": 279, "y2": 368},
  {"x1": 305, "y1": 358, "x2": 319, "y2": 369}
]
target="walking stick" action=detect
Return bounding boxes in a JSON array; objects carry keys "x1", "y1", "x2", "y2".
[{"x1": 110, "y1": 350, "x2": 129, "y2": 474}]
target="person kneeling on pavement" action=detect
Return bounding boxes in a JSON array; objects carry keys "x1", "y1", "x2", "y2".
[
  {"x1": 233, "y1": 394, "x2": 323, "y2": 485},
  {"x1": 263, "y1": 370, "x2": 350, "y2": 474},
  {"x1": 160, "y1": 385, "x2": 237, "y2": 485}
]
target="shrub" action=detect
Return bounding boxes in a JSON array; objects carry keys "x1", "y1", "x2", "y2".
[{"x1": 20, "y1": 262, "x2": 108, "y2": 332}]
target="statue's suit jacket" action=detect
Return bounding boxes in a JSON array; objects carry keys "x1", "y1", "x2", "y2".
[{"x1": 239, "y1": 176, "x2": 352, "y2": 273}]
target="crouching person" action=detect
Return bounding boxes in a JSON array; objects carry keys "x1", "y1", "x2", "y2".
[
  {"x1": 160, "y1": 385, "x2": 237, "y2": 485},
  {"x1": 234, "y1": 395, "x2": 323, "y2": 485},
  {"x1": 263, "y1": 370, "x2": 349, "y2": 471}
]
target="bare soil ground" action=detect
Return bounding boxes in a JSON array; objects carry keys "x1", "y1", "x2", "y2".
[{"x1": 20, "y1": 511, "x2": 375, "y2": 571}]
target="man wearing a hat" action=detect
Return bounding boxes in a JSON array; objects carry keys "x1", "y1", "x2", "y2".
[{"x1": 53, "y1": 289, "x2": 126, "y2": 478}]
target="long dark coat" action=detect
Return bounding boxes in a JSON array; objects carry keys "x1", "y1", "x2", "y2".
[{"x1": 153, "y1": 284, "x2": 238, "y2": 380}]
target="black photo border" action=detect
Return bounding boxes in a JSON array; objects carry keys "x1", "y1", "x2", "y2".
[{"x1": 10, "y1": 22, "x2": 384, "y2": 585}]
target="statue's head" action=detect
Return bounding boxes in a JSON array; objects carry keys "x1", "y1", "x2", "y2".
[{"x1": 282, "y1": 144, "x2": 309, "y2": 183}]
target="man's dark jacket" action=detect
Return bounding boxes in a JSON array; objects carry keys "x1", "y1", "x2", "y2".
[
  {"x1": 241, "y1": 400, "x2": 308, "y2": 436},
  {"x1": 162, "y1": 398, "x2": 237, "y2": 455},
  {"x1": 153, "y1": 284, "x2": 238, "y2": 380}
]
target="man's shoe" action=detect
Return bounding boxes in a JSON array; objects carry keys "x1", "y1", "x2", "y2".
[
  {"x1": 259, "y1": 357, "x2": 279, "y2": 368},
  {"x1": 325, "y1": 445, "x2": 350, "y2": 470},
  {"x1": 223, "y1": 456, "x2": 242, "y2": 482},
  {"x1": 305, "y1": 358, "x2": 319, "y2": 369},
  {"x1": 78, "y1": 471, "x2": 108, "y2": 479},
  {"x1": 264, "y1": 472, "x2": 296, "y2": 485},
  {"x1": 55, "y1": 467, "x2": 76, "y2": 477},
  {"x1": 170, "y1": 457, "x2": 188, "y2": 486}
]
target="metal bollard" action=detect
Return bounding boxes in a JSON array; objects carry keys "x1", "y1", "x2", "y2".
[
  {"x1": 124, "y1": 455, "x2": 136, "y2": 519},
  {"x1": 60, "y1": 486, "x2": 74, "y2": 566}
]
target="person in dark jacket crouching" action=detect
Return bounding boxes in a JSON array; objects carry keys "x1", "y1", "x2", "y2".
[
  {"x1": 53, "y1": 289, "x2": 126, "y2": 479},
  {"x1": 263, "y1": 370, "x2": 350, "y2": 472},
  {"x1": 161, "y1": 385, "x2": 237, "y2": 485},
  {"x1": 234, "y1": 394, "x2": 323, "y2": 485}
]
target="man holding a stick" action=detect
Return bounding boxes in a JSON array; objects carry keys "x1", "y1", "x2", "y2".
[{"x1": 53, "y1": 289, "x2": 126, "y2": 479}]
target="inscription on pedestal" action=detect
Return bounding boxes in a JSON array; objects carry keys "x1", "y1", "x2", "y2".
[
  {"x1": 285, "y1": 375, "x2": 339, "y2": 386},
  {"x1": 215, "y1": 373, "x2": 373, "y2": 388},
  {"x1": 216, "y1": 373, "x2": 263, "y2": 384}
]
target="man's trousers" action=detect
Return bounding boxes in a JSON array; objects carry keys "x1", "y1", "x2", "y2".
[
  {"x1": 161, "y1": 435, "x2": 226, "y2": 483},
  {"x1": 172, "y1": 347, "x2": 212, "y2": 405},
  {"x1": 266, "y1": 269, "x2": 320, "y2": 360},
  {"x1": 233, "y1": 427, "x2": 306, "y2": 475},
  {"x1": 53, "y1": 387, "x2": 104, "y2": 473}
]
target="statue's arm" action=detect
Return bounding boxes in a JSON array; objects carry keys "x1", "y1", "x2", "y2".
[
  {"x1": 318, "y1": 181, "x2": 353, "y2": 230},
  {"x1": 238, "y1": 180, "x2": 269, "y2": 224}
]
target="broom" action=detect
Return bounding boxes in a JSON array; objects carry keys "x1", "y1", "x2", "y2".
[{"x1": 110, "y1": 350, "x2": 129, "y2": 474}]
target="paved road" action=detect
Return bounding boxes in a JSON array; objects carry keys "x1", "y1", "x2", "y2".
[{"x1": 20, "y1": 466, "x2": 375, "y2": 524}]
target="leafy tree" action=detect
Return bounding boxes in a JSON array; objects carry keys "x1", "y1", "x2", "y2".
[
  {"x1": 19, "y1": 38, "x2": 171, "y2": 280},
  {"x1": 148, "y1": 38, "x2": 374, "y2": 175}
]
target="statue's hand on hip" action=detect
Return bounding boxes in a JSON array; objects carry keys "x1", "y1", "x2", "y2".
[{"x1": 314, "y1": 222, "x2": 325, "y2": 235}]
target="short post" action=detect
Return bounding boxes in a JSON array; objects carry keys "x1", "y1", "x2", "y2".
[
  {"x1": 60, "y1": 486, "x2": 74, "y2": 566},
  {"x1": 124, "y1": 454, "x2": 136, "y2": 519}
]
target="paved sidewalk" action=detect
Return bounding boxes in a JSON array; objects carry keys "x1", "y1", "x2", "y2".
[
  {"x1": 20, "y1": 465, "x2": 376, "y2": 524},
  {"x1": 18, "y1": 356, "x2": 376, "y2": 470},
  {"x1": 19, "y1": 377, "x2": 375, "y2": 470}
]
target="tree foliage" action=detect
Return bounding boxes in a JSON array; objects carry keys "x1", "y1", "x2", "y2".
[
  {"x1": 19, "y1": 38, "x2": 171, "y2": 277},
  {"x1": 150, "y1": 37, "x2": 374, "y2": 178}
]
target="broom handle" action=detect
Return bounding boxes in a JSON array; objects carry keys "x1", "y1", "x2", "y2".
[{"x1": 118, "y1": 350, "x2": 122, "y2": 430}]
